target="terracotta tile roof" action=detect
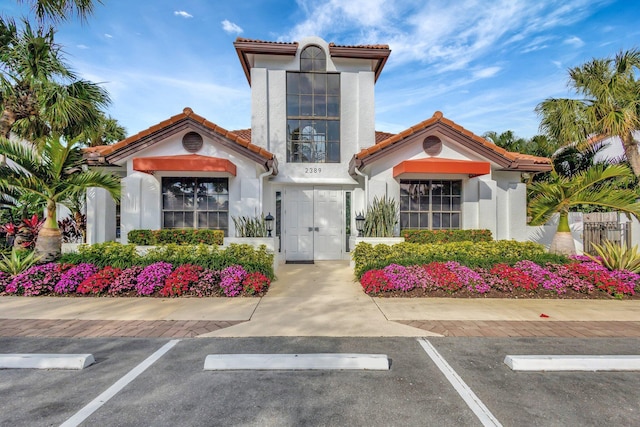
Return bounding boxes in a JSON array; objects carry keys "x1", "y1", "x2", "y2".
[
  {"x1": 351, "y1": 111, "x2": 551, "y2": 173},
  {"x1": 235, "y1": 37, "x2": 391, "y2": 84},
  {"x1": 328, "y1": 42, "x2": 390, "y2": 50},
  {"x1": 232, "y1": 128, "x2": 252, "y2": 141},
  {"x1": 375, "y1": 131, "x2": 395, "y2": 144},
  {"x1": 85, "y1": 108, "x2": 273, "y2": 162}
]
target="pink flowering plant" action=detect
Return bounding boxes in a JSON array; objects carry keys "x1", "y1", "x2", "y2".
[
  {"x1": 360, "y1": 259, "x2": 639, "y2": 298},
  {"x1": 220, "y1": 265, "x2": 248, "y2": 297},
  {"x1": 108, "y1": 266, "x2": 144, "y2": 295},
  {"x1": 54, "y1": 263, "x2": 98, "y2": 294},
  {"x1": 6, "y1": 263, "x2": 69, "y2": 296},
  {"x1": 135, "y1": 262, "x2": 173, "y2": 296},
  {"x1": 191, "y1": 269, "x2": 221, "y2": 297}
]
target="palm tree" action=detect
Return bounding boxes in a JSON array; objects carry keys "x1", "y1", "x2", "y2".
[
  {"x1": 528, "y1": 163, "x2": 640, "y2": 255},
  {"x1": 537, "y1": 49, "x2": 640, "y2": 177},
  {"x1": 0, "y1": 18, "x2": 109, "y2": 143},
  {"x1": 76, "y1": 112, "x2": 126, "y2": 147},
  {"x1": 21, "y1": 0, "x2": 101, "y2": 23},
  {"x1": 482, "y1": 130, "x2": 528, "y2": 153},
  {"x1": 0, "y1": 135, "x2": 120, "y2": 261}
]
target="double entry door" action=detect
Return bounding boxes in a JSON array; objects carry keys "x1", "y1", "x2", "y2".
[{"x1": 284, "y1": 186, "x2": 343, "y2": 261}]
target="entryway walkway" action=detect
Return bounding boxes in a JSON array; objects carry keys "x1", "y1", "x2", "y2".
[{"x1": 201, "y1": 261, "x2": 435, "y2": 337}]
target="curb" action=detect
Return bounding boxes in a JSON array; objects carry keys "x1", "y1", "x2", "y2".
[
  {"x1": 0, "y1": 353, "x2": 95, "y2": 370},
  {"x1": 504, "y1": 355, "x2": 640, "y2": 371},
  {"x1": 204, "y1": 353, "x2": 390, "y2": 370}
]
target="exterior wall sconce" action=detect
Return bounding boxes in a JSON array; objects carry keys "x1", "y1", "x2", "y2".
[
  {"x1": 265, "y1": 212, "x2": 274, "y2": 237},
  {"x1": 355, "y1": 213, "x2": 365, "y2": 237}
]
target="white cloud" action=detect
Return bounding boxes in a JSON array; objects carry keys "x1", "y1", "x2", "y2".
[
  {"x1": 563, "y1": 36, "x2": 585, "y2": 47},
  {"x1": 473, "y1": 66, "x2": 501, "y2": 79},
  {"x1": 174, "y1": 10, "x2": 193, "y2": 18},
  {"x1": 76, "y1": 44, "x2": 89, "y2": 49},
  {"x1": 104, "y1": 33, "x2": 112, "y2": 38},
  {"x1": 221, "y1": 19, "x2": 243, "y2": 34}
]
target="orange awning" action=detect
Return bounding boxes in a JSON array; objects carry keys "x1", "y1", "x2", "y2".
[
  {"x1": 133, "y1": 154, "x2": 236, "y2": 175},
  {"x1": 393, "y1": 158, "x2": 490, "y2": 178}
]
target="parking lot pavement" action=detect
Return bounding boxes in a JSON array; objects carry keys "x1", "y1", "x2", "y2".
[{"x1": 1, "y1": 337, "x2": 638, "y2": 426}]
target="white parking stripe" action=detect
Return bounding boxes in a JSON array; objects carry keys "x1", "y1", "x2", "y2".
[
  {"x1": 418, "y1": 338, "x2": 502, "y2": 427},
  {"x1": 60, "y1": 340, "x2": 180, "y2": 427}
]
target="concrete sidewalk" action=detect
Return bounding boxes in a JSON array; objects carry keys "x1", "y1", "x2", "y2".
[{"x1": 1, "y1": 261, "x2": 640, "y2": 338}]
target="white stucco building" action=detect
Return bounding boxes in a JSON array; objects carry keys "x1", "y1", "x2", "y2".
[{"x1": 84, "y1": 36, "x2": 551, "y2": 262}]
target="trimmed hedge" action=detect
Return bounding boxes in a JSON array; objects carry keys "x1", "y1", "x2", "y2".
[
  {"x1": 352, "y1": 240, "x2": 569, "y2": 278},
  {"x1": 60, "y1": 242, "x2": 274, "y2": 279},
  {"x1": 401, "y1": 229, "x2": 492, "y2": 244},
  {"x1": 128, "y1": 229, "x2": 224, "y2": 246}
]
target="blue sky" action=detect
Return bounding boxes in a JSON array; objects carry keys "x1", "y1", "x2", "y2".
[{"x1": 4, "y1": 0, "x2": 640, "y2": 140}]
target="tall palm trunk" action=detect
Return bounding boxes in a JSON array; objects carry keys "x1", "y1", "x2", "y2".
[
  {"x1": 35, "y1": 199, "x2": 61, "y2": 262},
  {"x1": 549, "y1": 211, "x2": 576, "y2": 255},
  {"x1": 622, "y1": 133, "x2": 640, "y2": 178}
]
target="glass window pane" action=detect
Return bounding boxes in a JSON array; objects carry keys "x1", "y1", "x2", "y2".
[
  {"x1": 287, "y1": 95, "x2": 299, "y2": 116},
  {"x1": 313, "y1": 74, "x2": 326, "y2": 92},
  {"x1": 313, "y1": 96, "x2": 326, "y2": 116},
  {"x1": 452, "y1": 181, "x2": 462, "y2": 195},
  {"x1": 327, "y1": 142, "x2": 339, "y2": 162},
  {"x1": 287, "y1": 73, "x2": 299, "y2": 93},
  {"x1": 327, "y1": 74, "x2": 340, "y2": 94},
  {"x1": 327, "y1": 121, "x2": 339, "y2": 141},
  {"x1": 400, "y1": 212, "x2": 409, "y2": 229},
  {"x1": 400, "y1": 195, "x2": 409, "y2": 211},
  {"x1": 299, "y1": 74, "x2": 312, "y2": 93},
  {"x1": 409, "y1": 213, "x2": 419, "y2": 228},
  {"x1": 451, "y1": 213, "x2": 460, "y2": 228},
  {"x1": 300, "y1": 95, "x2": 313, "y2": 116},
  {"x1": 432, "y1": 213, "x2": 441, "y2": 229},
  {"x1": 442, "y1": 213, "x2": 451, "y2": 228},
  {"x1": 327, "y1": 96, "x2": 339, "y2": 117},
  {"x1": 452, "y1": 196, "x2": 461, "y2": 211},
  {"x1": 419, "y1": 213, "x2": 429, "y2": 228},
  {"x1": 432, "y1": 196, "x2": 442, "y2": 211}
]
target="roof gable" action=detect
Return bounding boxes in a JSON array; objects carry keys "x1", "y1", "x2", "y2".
[
  {"x1": 84, "y1": 108, "x2": 277, "y2": 174},
  {"x1": 350, "y1": 111, "x2": 551, "y2": 175},
  {"x1": 234, "y1": 37, "x2": 391, "y2": 84}
]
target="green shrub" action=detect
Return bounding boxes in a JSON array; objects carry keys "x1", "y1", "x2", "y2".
[
  {"x1": 401, "y1": 229, "x2": 492, "y2": 244},
  {"x1": 61, "y1": 242, "x2": 141, "y2": 268},
  {"x1": 352, "y1": 240, "x2": 567, "y2": 278},
  {"x1": 587, "y1": 241, "x2": 640, "y2": 273},
  {"x1": 59, "y1": 242, "x2": 274, "y2": 279},
  {"x1": 128, "y1": 229, "x2": 155, "y2": 245},
  {"x1": 232, "y1": 215, "x2": 267, "y2": 237},
  {"x1": 127, "y1": 229, "x2": 224, "y2": 245},
  {"x1": 0, "y1": 249, "x2": 40, "y2": 275},
  {"x1": 361, "y1": 196, "x2": 398, "y2": 237}
]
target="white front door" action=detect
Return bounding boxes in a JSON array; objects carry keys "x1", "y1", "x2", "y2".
[{"x1": 284, "y1": 186, "x2": 343, "y2": 261}]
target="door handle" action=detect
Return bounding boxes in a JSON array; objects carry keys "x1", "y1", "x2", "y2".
[
  {"x1": 315, "y1": 227, "x2": 319, "y2": 232},
  {"x1": 308, "y1": 227, "x2": 320, "y2": 232},
  {"x1": 308, "y1": 227, "x2": 313, "y2": 232}
]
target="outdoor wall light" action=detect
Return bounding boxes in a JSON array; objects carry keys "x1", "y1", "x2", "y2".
[
  {"x1": 355, "y1": 213, "x2": 365, "y2": 237},
  {"x1": 265, "y1": 212, "x2": 274, "y2": 237}
]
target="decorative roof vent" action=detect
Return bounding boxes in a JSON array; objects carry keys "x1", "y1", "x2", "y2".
[
  {"x1": 423, "y1": 135, "x2": 442, "y2": 156},
  {"x1": 182, "y1": 131, "x2": 203, "y2": 153}
]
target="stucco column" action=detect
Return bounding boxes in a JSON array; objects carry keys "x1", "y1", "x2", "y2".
[
  {"x1": 477, "y1": 177, "x2": 498, "y2": 239},
  {"x1": 85, "y1": 187, "x2": 116, "y2": 244}
]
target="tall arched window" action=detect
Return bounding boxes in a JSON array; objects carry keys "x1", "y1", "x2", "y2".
[{"x1": 286, "y1": 45, "x2": 340, "y2": 163}]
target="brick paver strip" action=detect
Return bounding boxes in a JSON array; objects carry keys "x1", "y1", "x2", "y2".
[
  {"x1": 398, "y1": 320, "x2": 640, "y2": 337},
  {"x1": 0, "y1": 319, "x2": 245, "y2": 338}
]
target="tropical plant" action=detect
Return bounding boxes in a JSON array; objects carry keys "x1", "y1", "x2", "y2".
[
  {"x1": 0, "y1": 248, "x2": 40, "y2": 275},
  {"x1": 0, "y1": 135, "x2": 120, "y2": 261},
  {"x1": 361, "y1": 196, "x2": 398, "y2": 237},
  {"x1": 20, "y1": 0, "x2": 101, "y2": 24},
  {"x1": 0, "y1": 18, "x2": 109, "y2": 142},
  {"x1": 586, "y1": 241, "x2": 640, "y2": 273},
  {"x1": 528, "y1": 163, "x2": 640, "y2": 255},
  {"x1": 232, "y1": 214, "x2": 267, "y2": 237},
  {"x1": 536, "y1": 49, "x2": 640, "y2": 177},
  {"x1": 76, "y1": 112, "x2": 126, "y2": 147},
  {"x1": 482, "y1": 130, "x2": 528, "y2": 153}
]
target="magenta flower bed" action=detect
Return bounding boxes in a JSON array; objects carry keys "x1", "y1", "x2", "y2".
[
  {"x1": 361, "y1": 260, "x2": 640, "y2": 298},
  {"x1": 2, "y1": 263, "x2": 270, "y2": 297}
]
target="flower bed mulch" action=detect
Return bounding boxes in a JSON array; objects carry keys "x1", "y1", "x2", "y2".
[{"x1": 360, "y1": 259, "x2": 640, "y2": 300}]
